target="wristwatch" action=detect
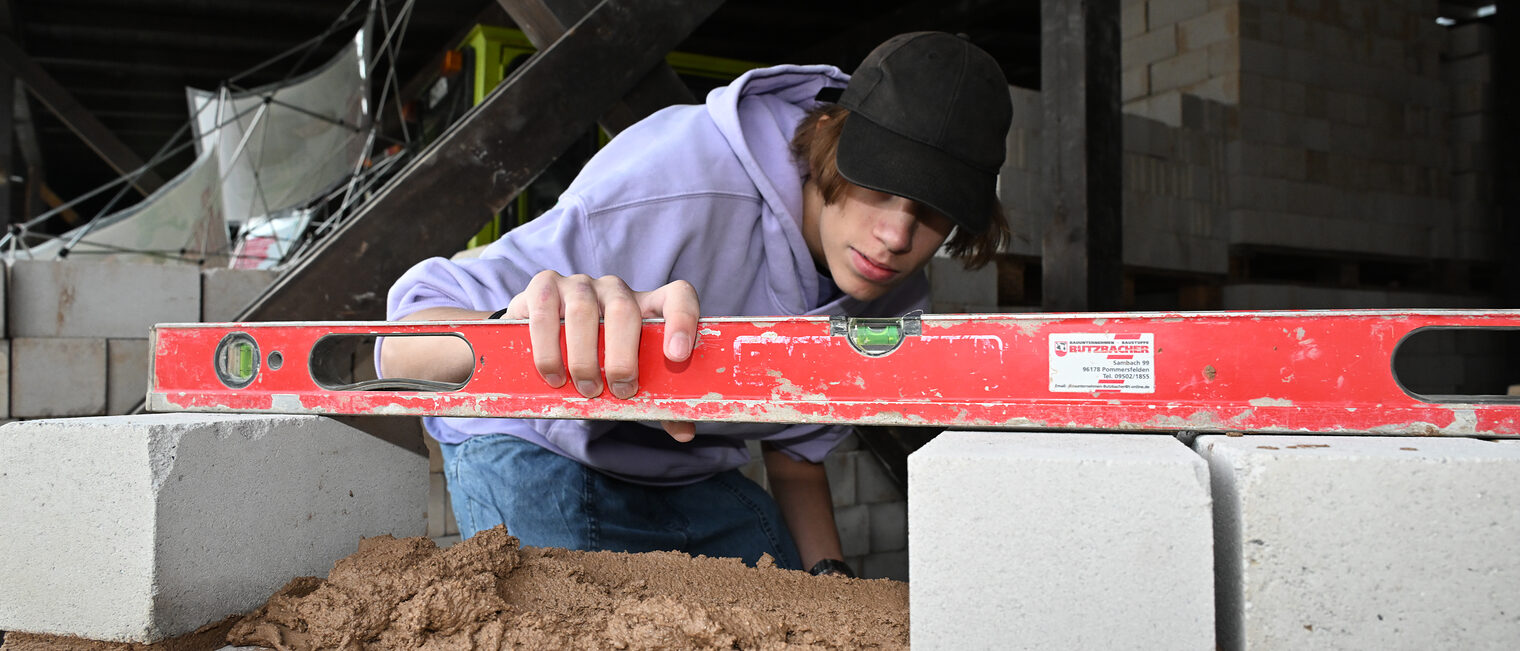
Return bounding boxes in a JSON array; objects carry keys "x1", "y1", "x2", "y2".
[{"x1": 808, "y1": 558, "x2": 856, "y2": 578}]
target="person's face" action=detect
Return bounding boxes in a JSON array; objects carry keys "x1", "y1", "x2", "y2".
[{"x1": 807, "y1": 182, "x2": 954, "y2": 302}]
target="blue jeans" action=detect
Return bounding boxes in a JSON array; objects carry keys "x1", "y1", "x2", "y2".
[{"x1": 439, "y1": 433, "x2": 802, "y2": 570}]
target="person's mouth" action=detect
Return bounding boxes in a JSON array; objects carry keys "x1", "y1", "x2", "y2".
[{"x1": 849, "y1": 248, "x2": 899, "y2": 283}]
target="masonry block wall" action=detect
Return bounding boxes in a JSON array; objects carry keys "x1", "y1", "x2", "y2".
[
  {"x1": 980, "y1": 0, "x2": 1499, "y2": 313},
  {"x1": 0, "y1": 260, "x2": 278, "y2": 420}
]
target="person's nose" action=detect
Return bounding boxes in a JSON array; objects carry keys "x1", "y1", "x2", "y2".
[{"x1": 873, "y1": 199, "x2": 918, "y2": 254}]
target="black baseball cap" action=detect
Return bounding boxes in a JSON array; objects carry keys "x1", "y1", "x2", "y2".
[{"x1": 823, "y1": 32, "x2": 1012, "y2": 233}]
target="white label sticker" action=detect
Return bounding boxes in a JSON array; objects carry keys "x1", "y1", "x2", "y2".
[{"x1": 1049, "y1": 333, "x2": 1155, "y2": 393}]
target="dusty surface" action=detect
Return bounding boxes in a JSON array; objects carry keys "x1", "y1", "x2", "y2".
[
  {"x1": 230, "y1": 526, "x2": 907, "y2": 650},
  {"x1": 0, "y1": 617, "x2": 238, "y2": 651}
]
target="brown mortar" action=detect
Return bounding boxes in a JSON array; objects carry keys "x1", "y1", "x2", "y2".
[{"x1": 5, "y1": 526, "x2": 908, "y2": 650}]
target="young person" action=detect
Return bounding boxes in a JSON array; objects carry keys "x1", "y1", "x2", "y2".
[{"x1": 380, "y1": 32, "x2": 1012, "y2": 577}]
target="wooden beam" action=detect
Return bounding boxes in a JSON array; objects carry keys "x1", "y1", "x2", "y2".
[
  {"x1": 239, "y1": 0, "x2": 726, "y2": 322},
  {"x1": 496, "y1": 0, "x2": 695, "y2": 136},
  {"x1": 0, "y1": 35, "x2": 164, "y2": 197},
  {"x1": 1040, "y1": 0, "x2": 1123, "y2": 311}
]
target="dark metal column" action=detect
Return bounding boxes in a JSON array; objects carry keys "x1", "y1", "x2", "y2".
[{"x1": 1040, "y1": 0, "x2": 1123, "y2": 311}]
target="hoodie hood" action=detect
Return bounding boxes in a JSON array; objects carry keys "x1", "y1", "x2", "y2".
[{"x1": 704, "y1": 64, "x2": 849, "y2": 313}]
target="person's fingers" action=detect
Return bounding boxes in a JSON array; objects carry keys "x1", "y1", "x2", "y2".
[
  {"x1": 560, "y1": 274, "x2": 603, "y2": 397},
  {"x1": 596, "y1": 276, "x2": 642, "y2": 399},
  {"x1": 661, "y1": 420, "x2": 695, "y2": 442},
  {"x1": 518, "y1": 271, "x2": 567, "y2": 388},
  {"x1": 640, "y1": 280, "x2": 701, "y2": 362}
]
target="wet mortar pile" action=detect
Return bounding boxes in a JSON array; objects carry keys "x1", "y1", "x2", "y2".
[{"x1": 2, "y1": 526, "x2": 908, "y2": 650}]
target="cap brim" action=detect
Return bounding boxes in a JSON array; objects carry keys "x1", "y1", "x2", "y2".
[{"x1": 834, "y1": 114, "x2": 993, "y2": 233}]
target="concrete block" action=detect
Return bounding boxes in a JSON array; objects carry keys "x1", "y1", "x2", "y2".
[
  {"x1": 1122, "y1": 64, "x2": 1150, "y2": 102},
  {"x1": 1123, "y1": 24, "x2": 1179, "y2": 68},
  {"x1": 928, "y1": 255, "x2": 997, "y2": 310},
  {"x1": 1178, "y1": 4, "x2": 1239, "y2": 50},
  {"x1": 834, "y1": 503, "x2": 870, "y2": 558},
  {"x1": 1448, "y1": 22, "x2": 1493, "y2": 59},
  {"x1": 868, "y1": 500, "x2": 907, "y2": 553},
  {"x1": 107, "y1": 338, "x2": 151, "y2": 415},
  {"x1": 8, "y1": 260, "x2": 199, "y2": 339},
  {"x1": 1121, "y1": 1, "x2": 1147, "y2": 39},
  {"x1": 0, "y1": 263, "x2": 7, "y2": 339},
  {"x1": 200, "y1": 268, "x2": 279, "y2": 322},
  {"x1": 861, "y1": 550, "x2": 908, "y2": 582},
  {"x1": 1196, "y1": 435, "x2": 1520, "y2": 651},
  {"x1": 0, "y1": 340, "x2": 8, "y2": 419},
  {"x1": 823, "y1": 445, "x2": 857, "y2": 507},
  {"x1": 9, "y1": 337, "x2": 106, "y2": 418},
  {"x1": 1149, "y1": 0, "x2": 1208, "y2": 28},
  {"x1": 0, "y1": 414, "x2": 427, "y2": 642},
  {"x1": 428, "y1": 471, "x2": 448, "y2": 538},
  {"x1": 856, "y1": 450, "x2": 903, "y2": 504},
  {"x1": 1151, "y1": 49, "x2": 1212, "y2": 93},
  {"x1": 910, "y1": 432, "x2": 1214, "y2": 650}
]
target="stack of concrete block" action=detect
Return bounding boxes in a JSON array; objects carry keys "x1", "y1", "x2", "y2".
[
  {"x1": 999, "y1": 80, "x2": 1233, "y2": 278},
  {"x1": 1220, "y1": 0, "x2": 1459, "y2": 261},
  {"x1": 927, "y1": 254, "x2": 999, "y2": 313},
  {"x1": 2, "y1": 260, "x2": 277, "y2": 420},
  {"x1": 424, "y1": 433, "x2": 461, "y2": 546},
  {"x1": 1443, "y1": 21, "x2": 1494, "y2": 261},
  {"x1": 0, "y1": 414, "x2": 427, "y2": 643},
  {"x1": 1123, "y1": 0, "x2": 1242, "y2": 125},
  {"x1": 1124, "y1": 94, "x2": 1231, "y2": 274},
  {"x1": 734, "y1": 432, "x2": 910, "y2": 580}
]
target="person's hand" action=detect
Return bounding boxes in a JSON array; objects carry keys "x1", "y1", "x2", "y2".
[{"x1": 502, "y1": 271, "x2": 700, "y2": 441}]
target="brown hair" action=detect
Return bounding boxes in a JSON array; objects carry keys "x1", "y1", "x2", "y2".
[{"x1": 789, "y1": 104, "x2": 1009, "y2": 270}]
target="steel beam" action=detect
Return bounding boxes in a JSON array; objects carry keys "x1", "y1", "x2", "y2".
[
  {"x1": 239, "y1": 0, "x2": 726, "y2": 322},
  {"x1": 0, "y1": 36, "x2": 164, "y2": 196},
  {"x1": 497, "y1": 0, "x2": 696, "y2": 135}
]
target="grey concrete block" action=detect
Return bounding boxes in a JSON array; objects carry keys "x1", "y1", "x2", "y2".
[
  {"x1": 0, "y1": 340, "x2": 8, "y2": 419},
  {"x1": 1196, "y1": 435, "x2": 1520, "y2": 651},
  {"x1": 1151, "y1": 49, "x2": 1211, "y2": 94},
  {"x1": 1121, "y1": 1, "x2": 1147, "y2": 39},
  {"x1": 860, "y1": 550, "x2": 908, "y2": 583},
  {"x1": 200, "y1": 268, "x2": 279, "y2": 322},
  {"x1": 928, "y1": 255, "x2": 998, "y2": 311},
  {"x1": 910, "y1": 431, "x2": 1214, "y2": 650},
  {"x1": 856, "y1": 450, "x2": 903, "y2": 504},
  {"x1": 1178, "y1": 4, "x2": 1238, "y2": 50},
  {"x1": 8, "y1": 260, "x2": 199, "y2": 339},
  {"x1": 824, "y1": 445, "x2": 857, "y2": 507},
  {"x1": 107, "y1": 338, "x2": 151, "y2": 415},
  {"x1": 428, "y1": 471, "x2": 448, "y2": 538},
  {"x1": 868, "y1": 500, "x2": 907, "y2": 553},
  {"x1": 0, "y1": 414, "x2": 427, "y2": 642},
  {"x1": 834, "y1": 503, "x2": 870, "y2": 558},
  {"x1": 10, "y1": 337, "x2": 106, "y2": 418},
  {"x1": 1123, "y1": 24, "x2": 1179, "y2": 68},
  {"x1": 1148, "y1": 0, "x2": 1207, "y2": 29}
]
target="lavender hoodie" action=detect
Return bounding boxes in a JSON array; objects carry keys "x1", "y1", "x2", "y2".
[{"x1": 385, "y1": 64, "x2": 929, "y2": 485}]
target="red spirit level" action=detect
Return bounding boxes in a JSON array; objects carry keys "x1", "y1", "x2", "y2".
[{"x1": 147, "y1": 310, "x2": 1520, "y2": 437}]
